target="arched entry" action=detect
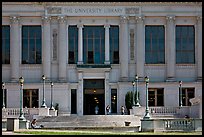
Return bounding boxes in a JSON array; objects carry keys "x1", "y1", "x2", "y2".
[{"x1": 83, "y1": 79, "x2": 105, "y2": 115}]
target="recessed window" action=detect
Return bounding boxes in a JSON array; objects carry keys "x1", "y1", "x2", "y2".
[
  {"x1": 22, "y1": 26, "x2": 42, "y2": 64},
  {"x1": 68, "y1": 26, "x2": 78, "y2": 64},
  {"x1": 145, "y1": 25, "x2": 165, "y2": 64},
  {"x1": 2, "y1": 26, "x2": 10, "y2": 64},
  {"x1": 176, "y1": 25, "x2": 195, "y2": 64},
  {"x1": 83, "y1": 26, "x2": 105, "y2": 64}
]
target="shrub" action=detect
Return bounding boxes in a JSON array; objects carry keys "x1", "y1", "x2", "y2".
[{"x1": 125, "y1": 91, "x2": 133, "y2": 114}]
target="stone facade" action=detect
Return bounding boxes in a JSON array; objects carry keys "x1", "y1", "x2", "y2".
[{"x1": 2, "y1": 2, "x2": 202, "y2": 116}]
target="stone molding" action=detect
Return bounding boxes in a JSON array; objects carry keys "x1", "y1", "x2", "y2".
[
  {"x1": 166, "y1": 16, "x2": 175, "y2": 22},
  {"x1": 120, "y1": 16, "x2": 129, "y2": 24},
  {"x1": 77, "y1": 24, "x2": 84, "y2": 28},
  {"x1": 10, "y1": 16, "x2": 20, "y2": 24},
  {"x1": 196, "y1": 16, "x2": 202, "y2": 23},
  {"x1": 42, "y1": 16, "x2": 51, "y2": 24},
  {"x1": 104, "y1": 24, "x2": 110, "y2": 28},
  {"x1": 135, "y1": 16, "x2": 144, "y2": 23},
  {"x1": 57, "y1": 16, "x2": 67, "y2": 23}
]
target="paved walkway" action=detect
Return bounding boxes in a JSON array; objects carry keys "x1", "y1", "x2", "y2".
[{"x1": 2, "y1": 131, "x2": 31, "y2": 135}]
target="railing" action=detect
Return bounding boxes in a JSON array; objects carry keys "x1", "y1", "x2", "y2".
[
  {"x1": 2, "y1": 108, "x2": 57, "y2": 121},
  {"x1": 149, "y1": 107, "x2": 178, "y2": 114},
  {"x1": 164, "y1": 119, "x2": 195, "y2": 131},
  {"x1": 2, "y1": 108, "x2": 39, "y2": 120}
]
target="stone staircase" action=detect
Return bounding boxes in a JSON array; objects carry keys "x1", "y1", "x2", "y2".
[{"x1": 36, "y1": 115, "x2": 142, "y2": 129}]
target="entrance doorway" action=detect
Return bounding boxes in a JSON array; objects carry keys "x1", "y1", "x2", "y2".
[{"x1": 83, "y1": 79, "x2": 105, "y2": 115}]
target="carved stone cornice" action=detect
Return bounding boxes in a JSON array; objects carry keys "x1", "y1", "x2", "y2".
[
  {"x1": 120, "y1": 16, "x2": 129, "y2": 24},
  {"x1": 57, "y1": 16, "x2": 67, "y2": 24},
  {"x1": 166, "y1": 16, "x2": 175, "y2": 23},
  {"x1": 42, "y1": 16, "x2": 51, "y2": 24},
  {"x1": 135, "y1": 16, "x2": 144, "y2": 23},
  {"x1": 10, "y1": 16, "x2": 20, "y2": 24}
]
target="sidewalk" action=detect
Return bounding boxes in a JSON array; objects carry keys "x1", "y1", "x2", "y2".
[{"x1": 2, "y1": 131, "x2": 31, "y2": 135}]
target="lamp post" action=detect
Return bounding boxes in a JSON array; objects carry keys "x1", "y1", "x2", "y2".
[
  {"x1": 19, "y1": 77, "x2": 26, "y2": 121},
  {"x1": 179, "y1": 81, "x2": 182, "y2": 107},
  {"x1": 143, "y1": 76, "x2": 150, "y2": 119},
  {"x1": 41, "y1": 75, "x2": 47, "y2": 108},
  {"x1": 135, "y1": 75, "x2": 140, "y2": 107},
  {"x1": 132, "y1": 80, "x2": 135, "y2": 106},
  {"x1": 2, "y1": 82, "x2": 5, "y2": 109},
  {"x1": 50, "y1": 82, "x2": 54, "y2": 110}
]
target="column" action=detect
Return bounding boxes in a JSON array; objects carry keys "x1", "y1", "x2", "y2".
[
  {"x1": 197, "y1": 16, "x2": 202, "y2": 81},
  {"x1": 10, "y1": 16, "x2": 20, "y2": 82},
  {"x1": 119, "y1": 16, "x2": 129, "y2": 81},
  {"x1": 77, "y1": 72, "x2": 83, "y2": 116},
  {"x1": 105, "y1": 71, "x2": 110, "y2": 114},
  {"x1": 135, "y1": 16, "x2": 145, "y2": 80},
  {"x1": 42, "y1": 16, "x2": 51, "y2": 81},
  {"x1": 166, "y1": 16, "x2": 176, "y2": 82},
  {"x1": 58, "y1": 16, "x2": 67, "y2": 82},
  {"x1": 104, "y1": 24, "x2": 110, "y2": 64},
  {"x1": 77, "y1": 24, "x2": 83, "y2": 64}
]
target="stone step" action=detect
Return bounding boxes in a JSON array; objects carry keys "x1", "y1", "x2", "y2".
[{"x1": 36, "y1": 115, "x2": 142, "y2": 128}]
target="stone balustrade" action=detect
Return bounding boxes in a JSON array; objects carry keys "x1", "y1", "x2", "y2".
[
  {"x1": 141, "y1": 118, "x2": 202, "y2": 132},
  {"x1": 149, "y1": 106, "x2": 178, "y2": 114},
  {"x1": 2, "y1": 108, "x2": 57, "y2": 121}
]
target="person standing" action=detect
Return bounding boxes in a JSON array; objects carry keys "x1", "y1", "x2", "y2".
[
  {"x1": 121, "y1": 106, "x2": 125, "y2": 115},
  {"x1": 106, "y1": 105, "x2": 111, "y2": 115},
  {"x1": 95, "y1": 105, "x2": 99, "y2": 114}
]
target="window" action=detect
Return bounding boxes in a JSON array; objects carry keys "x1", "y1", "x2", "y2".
[
  {"x1": 179, "y1": 88, "x2": 195, "y2": 106},
  {"x1": 68, "y1": 26, "x2": 78, "y2": 64},
  {"x1": 22, "y1": 26, "x2": 42, "y2": 64},
  {"x1": 2, "y1": 26, "x2": 10, "y2": 64},
  {"x1": 110, "y1": 26, "x2": 119, "y2": 64},
  {"x1": 176, "y1": 25, "x2": 195, "y2": 64},
  {"x1": 23, "y1": 89, "x2": 39, "y2": 108},
  {"x1": 83, "y1": 26, "x2": 105, "y2": 64},
  {"x1": 111, "y1": 89, "x2": 117, "y2": 113},
  {"x1": 145, "y1": 25, "x2": 165, "y2": 64},
  {"x1": 148, "y1": 88, "x2": 164, "y2": 106}
]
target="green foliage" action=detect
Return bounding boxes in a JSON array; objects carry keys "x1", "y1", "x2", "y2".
[
  {"x1": 125, "y1": 91, "x2": 133, "y2": 110},
  {"x1": 125, "y1": 91, "x2": 140, "y2": 113}
]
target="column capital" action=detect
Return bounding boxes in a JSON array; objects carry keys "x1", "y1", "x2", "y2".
[
  {"x1": 196, "y1": 16, "x2": 202, "y2": 23},
  {"x1": 104, "y1": 24, "x2": 110, "y2": 28},
  {"x1": 135, "y1": 16, "x2": 145, "y2": 23},
  {"x1": 120, "y1": 16, "x2": 129, "y2": 24},
  {"x1": 58, "y1": 16, "x2": 67, "y2": 24},
  {"x1": 42, "y1": 16, "x2": 51, "y2": 24},
  {"x1": 77, "y1": 24, "x2": 84, "y2": 28},
  {"x1": 10, "y1": 16, "x2": 20, "y2": 24},
  {"x1": 166, "y1": 16, "x2": 175, "y2": 22}
]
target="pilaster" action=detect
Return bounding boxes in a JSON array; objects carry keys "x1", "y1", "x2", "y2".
[
  {"x1": 42, "y1": 16, "x2": 51, "y2": 80},
  {"x1": 58, "y1": 16, "x2": 67, "y2": 82},
  {"x1": 10, "y1": 16, "x2": 20, "y2": 82},
  {"x1": 166, "y1": 16, "x2": 176, "y2": 82},
  {"x1": 135, "y1": 16, "x2": 145, "y2": 81},
  {"x1": 119, "y1": 16, "x2": 129, "y2": 81},
  {"x1": 196, "y1": 16, "x2": 202, "y2": 81}
]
